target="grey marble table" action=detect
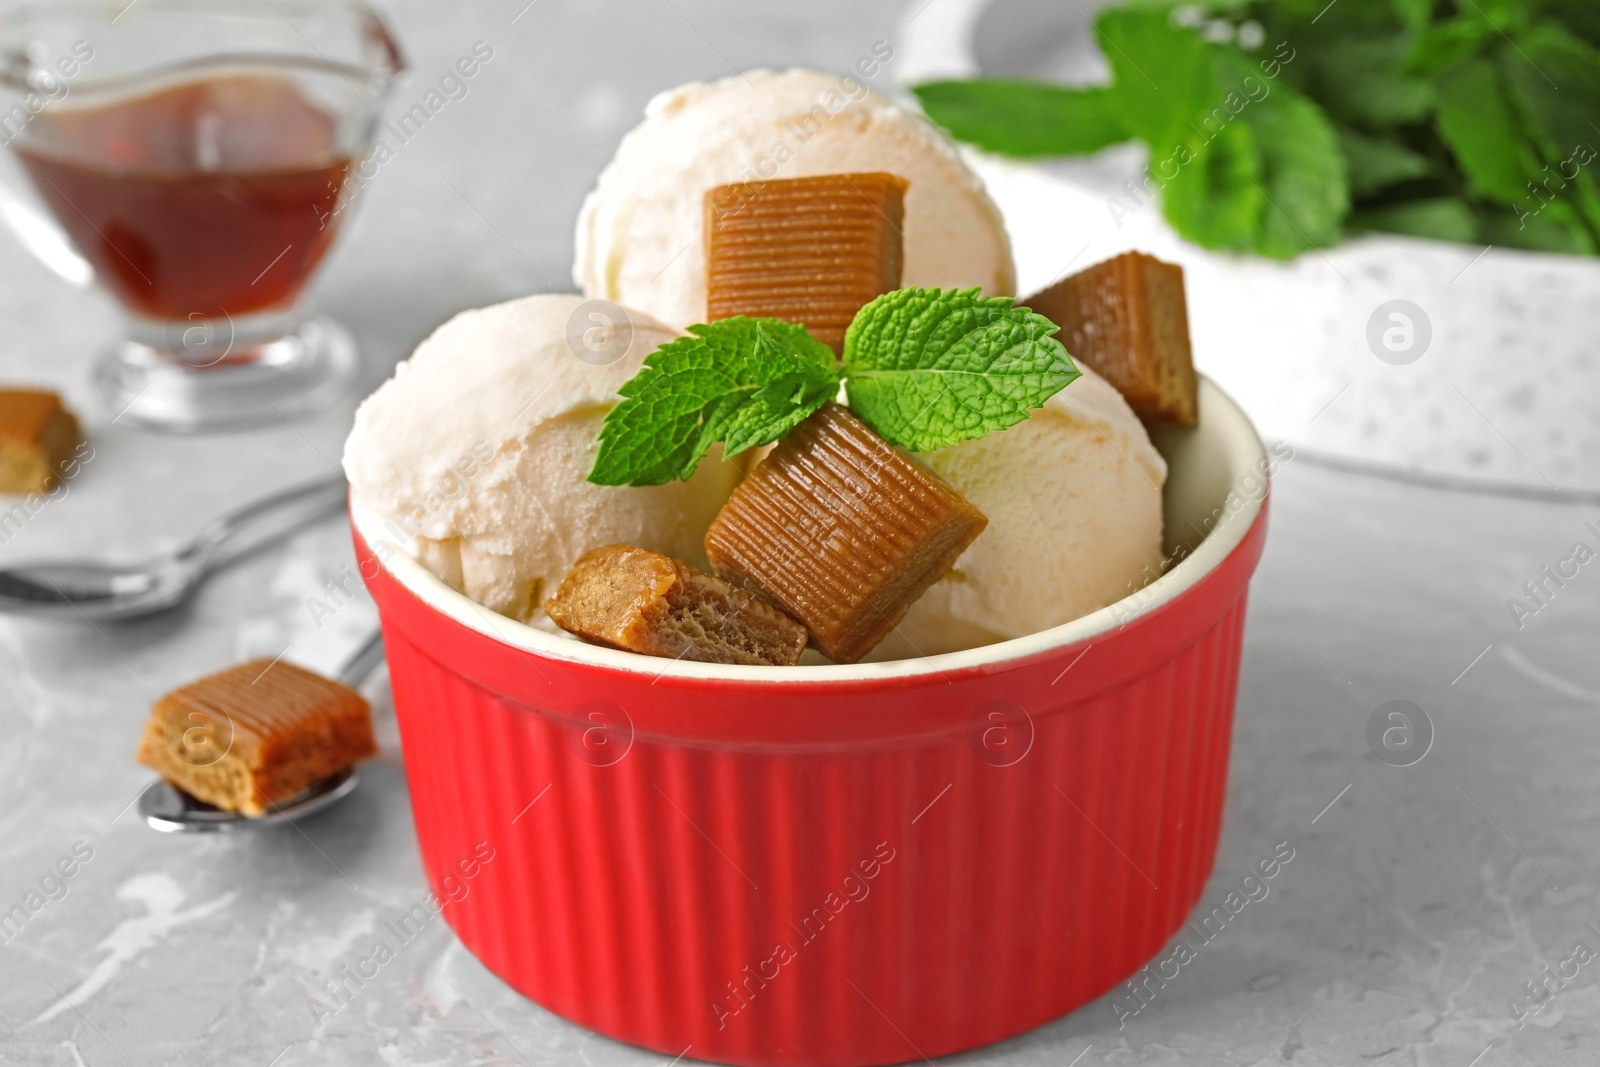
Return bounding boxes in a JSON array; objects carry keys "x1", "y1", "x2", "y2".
[{"x1": 2, "y1": 1, "x2": 1598, "y2": 1064}]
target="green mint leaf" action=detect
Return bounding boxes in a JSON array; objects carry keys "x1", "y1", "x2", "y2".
[
  {"x1": 841, "y1": 288, "x2": 1079, "y2": 453},
  {"x1": 1237, "y1": 81, "x2": 1349, "y2": 257},
  {"x1": 588, "y1": 317, "x2": 839, "y2": 486},
  {"x1": 1349, "y1": 198, "x2": 1481, "y2": 244},
  {"x1": 1479, "y1": 201, "x2": 1598, "y2": 255},
  {"x1": 1161, "y1": 120, "x2": 1267, "y2": 253},
  {"x1": 912, "y1": 80, "x2": 1129, "y2": 158},
  {"x1": 1392, "y1": 0, "x2": 1433, "y2": 36},
  {"x1": 1403, "y1": 17, "x2": 1497, "y2": 77},
  {"x1": 1267, "y1": 0, "x2": 1404, "y2": 33},
  {"x1": 1307, "y1": 36, "x2": 1436, "y2": 128},
  {"x1": 1156, "y1": 47, "x2": 1347, "y2": 261},
  {"x1": 720, "y1": 347, "x2": 842, "y2": 457},
  {"x1": 1498, "y1": 26, "x2": 1600, "y2": 243},
  {"x1": 1338, "y1": 128, "x2": 1439, "y2": 198},
  {"x1": 1095, "y1": 6, "x2": 1216, "y2": 146},
  {"x1": 1435, "y1": 58, "x2": 1543, "y2": 204},
  {"x1": 1544, "y1": 0, "x2": 1600, "y2": 48},
  {"x1": 1497, "y1": 24, "x2": 1600, "y2": 168}
]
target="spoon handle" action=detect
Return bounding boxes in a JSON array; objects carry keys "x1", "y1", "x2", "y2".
[
  {"x1": 338, "y1": 628, "x2": 386, "y2": 687},
  {"x1": 185, "y1": 474, "x2": 350, "y2": 570}
]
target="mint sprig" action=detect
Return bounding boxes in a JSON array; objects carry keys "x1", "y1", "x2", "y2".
[
  {"x1": 587, "y1": 317, "x2": 839, "y2": 486},
  {"x1": 588, "y1": 290, "x2": 1080, "y2": 486},
  {"x1": 842, "y1": 288, "x2": 1079, "y2": 452},
  {"x1": 911, "y1": 0, "x2": 1600, "y2": 258}
]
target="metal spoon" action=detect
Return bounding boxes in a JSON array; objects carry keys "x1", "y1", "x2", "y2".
[
  {"x1": 0, "y1": 474, "x2": 349, "y2": 621},
  {"x1": 139, "y1": 627, "x2": 387, "y2": 833}
]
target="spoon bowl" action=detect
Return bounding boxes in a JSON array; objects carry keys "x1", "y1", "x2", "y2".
[
  {"x1": 138, "y1": 628, "x2": 384, "y2": 833},
  {"x1": 0, "y1": 559, "x2": 197, "y2": 620},
  {"x1": 139, "y1": 768, "x2": 358, "y2": 832}
]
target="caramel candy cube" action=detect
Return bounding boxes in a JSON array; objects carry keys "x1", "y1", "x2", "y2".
[
  {"x1": 705, "y1": 172, "x2": 908, "y2": 353},
  {"x1": 1024, "y1": 251, "x2": 1198, "y2": 427},
  {"x1": 136, "y1": 659, "x2": 376, "y2": 816},
  {"x1": 0, "y1": 389, "x2": 80, "y2": 493},
  {"x1": 705, "y1": 404, "x2": 987, "y2": 663},
  {"x1": 545, "y1": 544, "x2": 808, "y2": 667}
]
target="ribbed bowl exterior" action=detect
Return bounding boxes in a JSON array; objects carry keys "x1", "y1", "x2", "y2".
[{"x1": 356, "y1": 501, "x2": 1266, "y2": 1067}]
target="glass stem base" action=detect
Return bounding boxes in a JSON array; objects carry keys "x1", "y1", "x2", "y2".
[{"x1": 91, "y1": 315, "x2": 359, "y2": 433}]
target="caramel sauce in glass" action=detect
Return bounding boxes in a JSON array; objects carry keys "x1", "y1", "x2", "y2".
[{"x1": 15, "y1": 70, "x2": 352, "y2": 320}]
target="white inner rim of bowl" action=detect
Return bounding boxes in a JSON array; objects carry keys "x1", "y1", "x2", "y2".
[{"x1": 353, "y1": 377, "x2": 1268, "y2": 684}]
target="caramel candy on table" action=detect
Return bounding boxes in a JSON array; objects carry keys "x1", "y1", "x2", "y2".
[
  {"x1": 705, "y1": 404, "x2": 988, "y2": 664},
  {"x1": 136, "y1": 659, "x2": 376, "y2": 816},
  {"x1": 0, "y1": 389, "x2": 80, "y2": 493},
  {"x1": 705, "y1": 172, "x2": 907, "y2": 353},
  {"x1": 545, "y1": 544, "x2": 808, "y2": 667},
  {"x1": 1024, "y1": 251, "x2": 1198, "y2": 427}
]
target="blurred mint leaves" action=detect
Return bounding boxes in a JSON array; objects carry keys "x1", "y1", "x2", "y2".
[{"x1": 913, "y1": 0, "x2": 1600, "y2": 258}]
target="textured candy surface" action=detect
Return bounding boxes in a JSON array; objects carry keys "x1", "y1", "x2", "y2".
[
  {"x1": 545, "y1": 544, "x2": 808, "y2": 666},
  {"x1": 135, "y1": 659, "x2": 375, "y2": 816},
  {"x1": 1025, "y1": 251, "x2": 1197, "y2": 427},
  {"x1": 704, "y1": 403, "x2": 987, "y2": 663},
  {"x1": 705, "y1": 172, "x2": 907, "y2": 352}
]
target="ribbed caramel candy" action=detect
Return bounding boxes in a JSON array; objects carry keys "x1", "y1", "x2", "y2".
[
  {"x1": 136, "y1": 659, "x2": 376, "y2": 816},
  {"x1": 705, "y1": 404, "x2": 987, "y2": 663},
  {"x1": 705, "y1": 172, "x2": 908, "y2": 352},
  {"x1": 1024, "y1": 251, "x2": 1197, "y2": 427},
  {"x1": 0, "y1": 389, "x2": 79, "y2": 493},
  {"x1": 545, "y1": 544, "x2": 809, "y2": 667}
]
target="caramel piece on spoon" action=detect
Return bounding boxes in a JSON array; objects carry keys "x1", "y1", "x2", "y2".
[
  {"x1": 705, "y1": 172, "x2": 908, "y2": 353},
  {"x1": 704, "y1": 404, "x2": 987, "y2": 663},
  {"x1": 1024, "y1": 251, "x2": 1198, "y2": 427},
  {"x1": 545, "y1": 544, "x2": 809, "y2": 667},
  {"x1": 135, "y1": 659, "x2": 375, "y2": 817}
]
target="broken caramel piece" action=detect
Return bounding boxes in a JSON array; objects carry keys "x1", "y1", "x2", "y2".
[
  {"x1": 0, "y1": 389, "x2": 80, "y2": 493},
  {"x1": 704, "y1": 404, "x2": 987, "y2": 663},
  {"x1": 136, "y1": 659, "x2": 376, "y2": 816},
  {"x1": 705, "y1": 172, "x2": 907, "y2": 353},
  {"x1": 1024, "y1": 251, "x2": 1198, "y2": 427},
  {"x1": 545, "y1": 544, "x2": 808, "y2": 667}
]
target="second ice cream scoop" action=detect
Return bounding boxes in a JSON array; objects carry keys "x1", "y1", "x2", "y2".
[
  {"x1": 870, "y1": 366, "x2": 1168, "y2": 659},
  {"x1": 342, "y1": 294, "x2": 741, "y2": 623}
]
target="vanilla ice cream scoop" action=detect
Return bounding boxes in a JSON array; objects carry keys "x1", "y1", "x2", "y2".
[
  {"x1": 343, "y1": 294, "x2": 741, "y2": 623},
  {"x1": 574, "y1": 68, "x2": 1016, "y2": 331},
  {"x1": 868, "y1": 367, "x2": 1168, "y2": 659}
]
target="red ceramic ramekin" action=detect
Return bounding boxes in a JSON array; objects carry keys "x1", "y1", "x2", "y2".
[{"x1": 353, "y1": 378, "x2": 1269, "y2": 1067}]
